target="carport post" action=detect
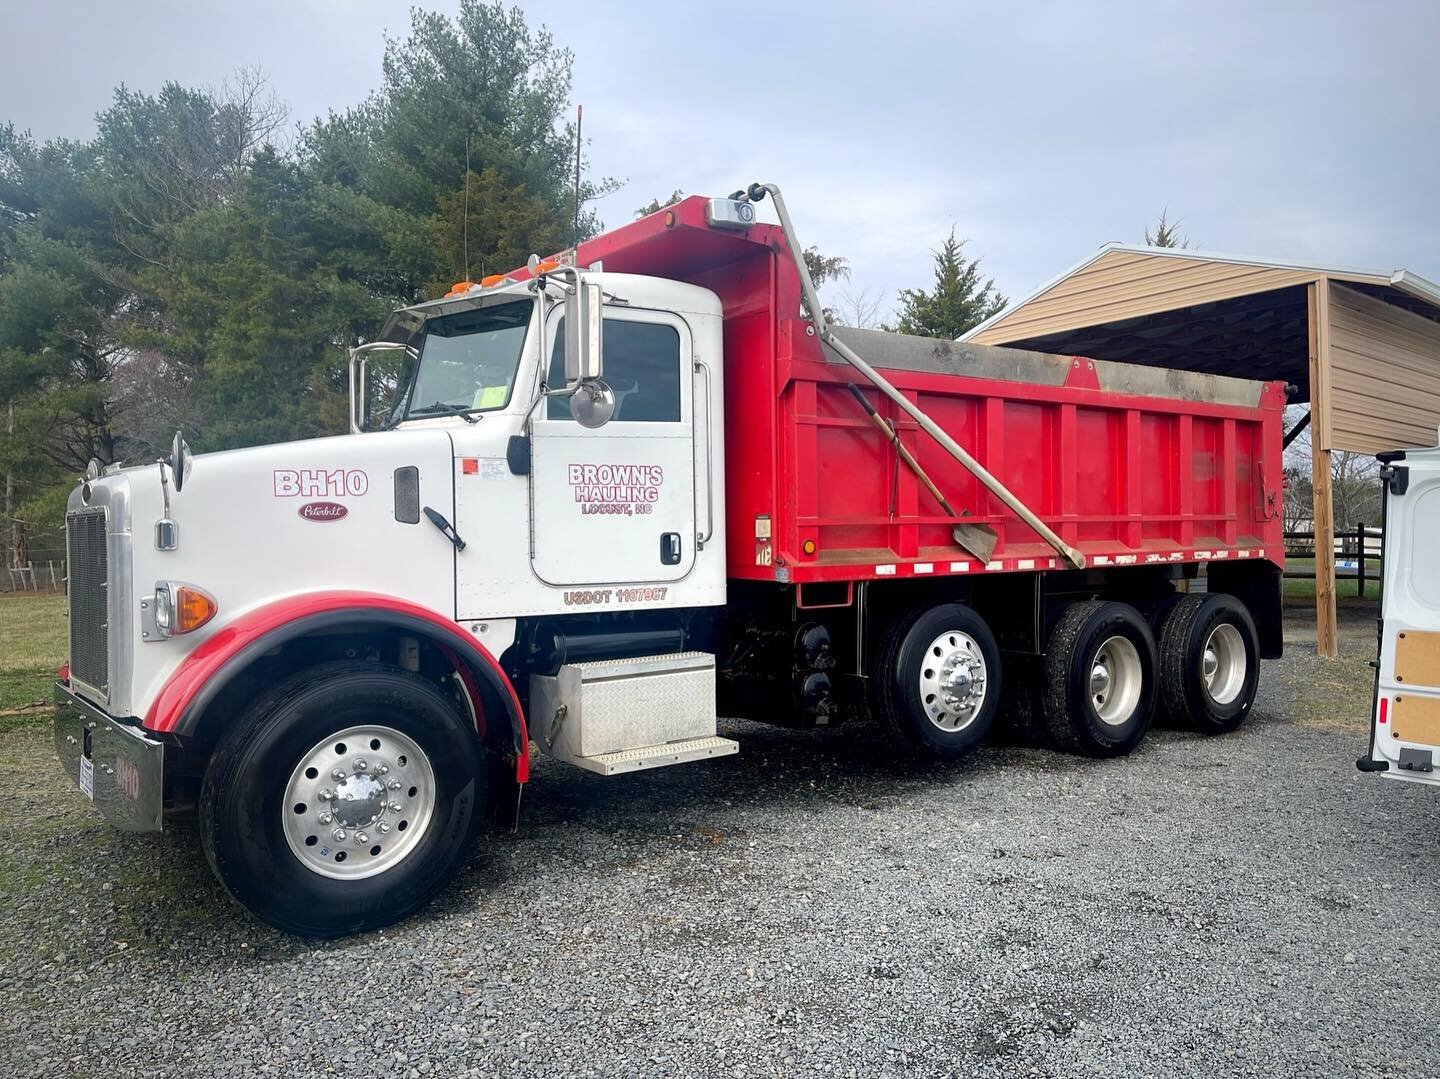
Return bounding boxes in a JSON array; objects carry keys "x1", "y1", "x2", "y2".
[{"x1": 1307, "y1": 279, "x2": 1339, "y2": 658}]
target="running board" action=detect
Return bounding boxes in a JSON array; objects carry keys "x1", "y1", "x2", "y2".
[{"x1": 570, "y1": 735, "x2": 739, "y2": 776}]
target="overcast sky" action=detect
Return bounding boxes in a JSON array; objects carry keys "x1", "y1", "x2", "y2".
[{"x1": 4, "y1": 0, "x2": 1437, "y2": 320}]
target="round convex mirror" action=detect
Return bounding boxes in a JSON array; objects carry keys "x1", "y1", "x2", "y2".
[
  {"x1": 169, "y1": 430, "x2": 192, "y2": 492},
  {"x1": 570, "y1": 380, "x2": 616, "y2": 429}
]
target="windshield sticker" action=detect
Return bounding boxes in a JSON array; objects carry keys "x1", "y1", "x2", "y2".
[
  {"x1": 274, "y1": 469, "x2": 369, "y2": 498},
  {"x1": 461, "y1": 457, "x2": 506, "y2": 480},
  {"x1": 568, "y1": 463, "x2": 663, "y2": 516}
]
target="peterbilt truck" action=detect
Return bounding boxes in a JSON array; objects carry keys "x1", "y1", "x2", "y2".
[{"x1": 55, "y1": 184, "x2": 1285, "y2": 936}]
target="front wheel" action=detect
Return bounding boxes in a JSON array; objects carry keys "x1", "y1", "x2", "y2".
[
  {"x1": 200, "y1": 661, "x2": 485, "y2": 937},
  {"x1": 871, "y1": 603, "x2": 1002, "y2": 759}
]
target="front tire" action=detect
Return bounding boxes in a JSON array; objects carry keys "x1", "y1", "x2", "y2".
[
  {"x1": 200, "y1": 661, "x2": 485, "y2": 937},
  {"x1": 1043, "y1": 600, "x2": 1158, "y2": 757},
  {"x1": 872, "y1": 603, "x2": 1001, "y2": 759}
]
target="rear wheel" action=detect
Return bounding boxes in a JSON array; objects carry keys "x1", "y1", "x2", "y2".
[
  {"x1": 200, "y1": 661, "x2": 484, "y2": 937},
  {"x1": 872, "y1": 603, "x2": 1001, "y2": 759},
  {"x1": 1043, "y1": 600, "x2": 1158, "y2": 757},
  {"x1": 1158, "y1": 594, "x2": 1259, "y2": 734}
]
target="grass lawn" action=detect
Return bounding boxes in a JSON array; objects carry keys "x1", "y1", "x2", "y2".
[
  {"x1": 1279, "y1": 556, "x2": 1379, "y2": 603},
  {"x1": 0, "y1": 592, "x2": 66, "y2": 711}
]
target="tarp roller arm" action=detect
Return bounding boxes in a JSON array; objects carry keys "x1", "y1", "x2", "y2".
[{"x1": 742, "y1": 182, "x2": 1086, "y2": 570}]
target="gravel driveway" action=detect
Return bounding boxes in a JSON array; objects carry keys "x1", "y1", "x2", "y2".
[{"x1": 3, "y1": 608, "x2": 1437, "y2": 1078}]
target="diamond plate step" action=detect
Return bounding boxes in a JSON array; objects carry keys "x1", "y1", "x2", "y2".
[{"x1": 570, "y1": 735, "x2": 739, "y2": 777}]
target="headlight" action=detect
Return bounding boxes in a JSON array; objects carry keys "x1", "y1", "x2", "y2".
[
  {"x1": 152, "y1": 582, "x2": 216, "y2": 637},
  {"x1": 154, "y1": 584, "x2": 173, "y2": 635}
]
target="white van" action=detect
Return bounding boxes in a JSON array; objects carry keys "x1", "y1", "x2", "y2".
[{"x1": 1361, "y1": 447, "x2": 1440, "y2": 783}]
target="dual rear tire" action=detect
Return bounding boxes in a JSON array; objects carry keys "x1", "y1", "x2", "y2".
[
  {"x1": 1035, "y1": 592, "x2": 1259, "y2": 755},
  {"x1": 1042, "y1": 600, "x2": 1158, "y2": 757},
  {"x1": 873, "y1": 592, "x2": 1260, "y2": 761}
]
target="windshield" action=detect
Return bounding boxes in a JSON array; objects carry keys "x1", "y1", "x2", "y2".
[{"x1": 402, "y1": 299, "x2": 532, "y2": 420}]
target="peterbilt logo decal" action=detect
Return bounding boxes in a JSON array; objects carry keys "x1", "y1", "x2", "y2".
[
  {"x1": 567, "y1": 463, "x2": 663, "y2": 517},
  {"x1": 298, "y1": 501, "x2": 348, "y2": 522},
  {"x1": 273, "y1": 468, "x2": 369, "y2": 497}
]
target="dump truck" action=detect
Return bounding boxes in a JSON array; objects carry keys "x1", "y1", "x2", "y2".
[{"x1": 55, "y1": 184, "x2": 1285, "y2": 935}]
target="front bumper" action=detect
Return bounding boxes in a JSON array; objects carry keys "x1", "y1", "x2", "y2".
[{"x1": 54, "y1": 681, "x2": 164, "y2": 832}]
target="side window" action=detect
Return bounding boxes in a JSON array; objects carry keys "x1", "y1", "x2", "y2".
[{"x1": 547, "y1": 318, "x2": 682, "y2": 422}]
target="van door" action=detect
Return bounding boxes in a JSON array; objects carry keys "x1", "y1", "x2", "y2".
[
  {"x1": 1368, "y1": 448, "x2": 1440, "y2": 783},
  {"x1": 528, "y1": 309, "x2": 696, "y2": 587}
]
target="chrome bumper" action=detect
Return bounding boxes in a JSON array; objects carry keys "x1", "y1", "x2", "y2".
[{"x1": 54, "y1": 682, "x2": 164, "y2": 832}]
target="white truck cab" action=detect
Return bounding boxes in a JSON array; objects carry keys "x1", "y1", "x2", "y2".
[{"x1": 1362, "y1": 446, "x2": 1440, "y2": 783}]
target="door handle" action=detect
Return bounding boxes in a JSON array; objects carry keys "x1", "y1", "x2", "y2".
[
  {"x1": 424, "y1": 507, "x2": 467, "y2": 551},
  {"x1": 661, "y1": 532, "x2": 682, "y2": 565}
]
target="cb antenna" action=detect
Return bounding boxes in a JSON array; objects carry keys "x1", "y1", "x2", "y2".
[
  {"x1": 572, "y1": 104, "x2": 582, "y2": 248},
  {"x1": 463, "y1": 133, "x2": 472, "y2": 281}
]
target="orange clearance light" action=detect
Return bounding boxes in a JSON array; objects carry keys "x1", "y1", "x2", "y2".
[
  {"x1": 173, "y1": 585, "x2": 218, "y2": 635},
  {"x1": 802, "y1": 539, "x2": 817, "y2": 556},
  {"x1": 532, "y1": 259, "x2": 559, "y2": 275},
  {"x1": 480, "y1": 273, "x2": 507, "y2": 287},
  {"x1": 664, "y1": 210, "x2": 676, "y2": 228},
  {"x1": 445, "y1": 281, "x2": 475, "y2": 297}
]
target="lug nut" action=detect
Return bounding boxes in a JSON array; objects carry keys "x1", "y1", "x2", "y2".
[
  {"x1": 318, "y1": 812, "x2": 333, "y2": 825},
  {"x1": 376, "y1": 764, "x2": 389, "y2": 775},
  {"x1": 317, "y1": 789, "x2": 333, "y2": 801},
  {"x1": 377, "y1": 822, "x2": 390, "y2": 834},
  {"x1": 388, "y1": 802, "x2": 402, "y2": 813},
  {"x1": 332, "y1": 828, "x2": 347, "y2": 842},
  {"x1": 388, "y1": 780, "x2": 402, "y2": 790},
  {"x1": 332, "y1": 768, "x2": 346, "y2": 780},
  {"x1": 353, "y1": 758, "x2": 368, "y2": 772},
  {"x1": 355, "y1": 831, "x2": 369, "y2": 845}
]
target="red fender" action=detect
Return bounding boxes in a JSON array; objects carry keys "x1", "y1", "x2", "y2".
[{"x1": 143, "y1": 591, "x2": 528, "y2": 782}]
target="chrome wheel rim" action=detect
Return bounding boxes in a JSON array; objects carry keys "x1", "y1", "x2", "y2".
[
  {"x1": 1202, "y1": 623, "x2": 1247, "y2": 706},
  {"x1": 1089, "y1": 635, "x2": 1142, "y2": 726},
  {"x1": 282, "y1": 725, "x2": 435, "y2": 881},
  {"x1": 918, "y1": 630, "x2": 988, "y2": 731}
]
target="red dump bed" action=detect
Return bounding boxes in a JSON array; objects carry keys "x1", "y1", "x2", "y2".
[{"x1": 554, "y1": 196, "x2": 1287, "y2": 587}]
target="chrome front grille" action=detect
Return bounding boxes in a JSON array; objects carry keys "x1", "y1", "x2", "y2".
[{"x1": 67, "y1": 509, "x2": 109, "y2": 697}]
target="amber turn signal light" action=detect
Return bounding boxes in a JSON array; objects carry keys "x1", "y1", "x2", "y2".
[{"x1": 174, "y1": 586, "x2": 217, "y2": 634}]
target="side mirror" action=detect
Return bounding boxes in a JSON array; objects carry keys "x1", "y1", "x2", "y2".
[
  {"x1": 169, "y1": 431, "x2": 192, "y2": 493},
  {"x1": 570, "y1": 380, "x2": 616, "y2": 428},
  {"x1": 563, "y1": 279, "x2": 604, "y2": 383}
]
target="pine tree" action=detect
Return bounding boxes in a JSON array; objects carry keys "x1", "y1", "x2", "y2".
[
  {"x1": 1145, "y1": 209, "x2": 1191, "y2": 249},
  {"x1": 890, "y1": 228, "x2": 1005, "y2": 338}
]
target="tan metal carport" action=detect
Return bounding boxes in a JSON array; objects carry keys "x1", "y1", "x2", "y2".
[{"x1": 962, "y1": 244, "x2": 1440, "y2": 656}]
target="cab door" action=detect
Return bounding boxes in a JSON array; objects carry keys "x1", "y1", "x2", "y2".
[{"x1": 528, "y1": 308, "x2": 696, "y2": 586}]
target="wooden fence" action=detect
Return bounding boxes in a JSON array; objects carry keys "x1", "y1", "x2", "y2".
[
  {"x1": 1283, "y1": 524, "x2": 1382, "y2": 597},
  {"x1": 2, "y1": 548, "x2": 66, "y2": 594}
]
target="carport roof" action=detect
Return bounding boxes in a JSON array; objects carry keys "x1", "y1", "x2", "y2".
[{"x1": 959, "y1": 244, "x2": 1440, "y2": 388}]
